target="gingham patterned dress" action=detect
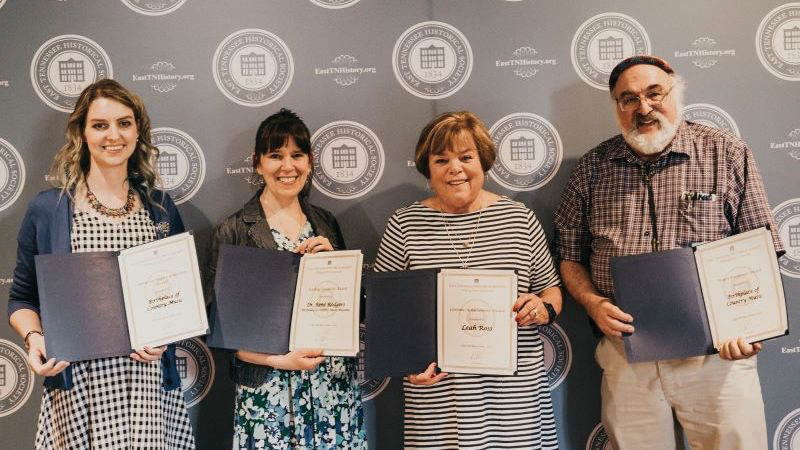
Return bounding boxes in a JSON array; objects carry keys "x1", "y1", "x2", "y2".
[{"x1": 34, "y1": 209, "x2": 195, "y2": 450}]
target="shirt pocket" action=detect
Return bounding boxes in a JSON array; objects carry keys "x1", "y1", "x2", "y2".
[{"x1": 677, "y1": 199, "x2": 731, "y2": 246}]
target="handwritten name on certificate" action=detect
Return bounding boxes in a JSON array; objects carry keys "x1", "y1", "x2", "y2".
[
  {"x1": 290, "y1": 250, "x2": 363, "y2": 357},
  {"x1": 694, "y1": 228, "x2": 787, "y2": 346},
  {"x1": 437, "y1": 269, "x2": 517, "y2": 375},
  {"x1": 118, "y1": 232, "x2": 209, "y2": 349}
]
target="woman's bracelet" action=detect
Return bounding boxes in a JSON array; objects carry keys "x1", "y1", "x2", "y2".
[{"x1": 23, "y1": 330, "x2": 44, "y2": 349}]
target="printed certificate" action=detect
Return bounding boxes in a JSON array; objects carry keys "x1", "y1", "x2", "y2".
[
  {"x1": 437, "y1": 269, "x2": 517, "y2": 375},
  {"x1": 118, "y1": 232, "x2": 208, "y2": 349},
  {"x1": 289, "y1": 250, "x2": 363, "y2": 357},
  {"x1": 695, "y1": 227, "x2": 788, "y2": 347}
]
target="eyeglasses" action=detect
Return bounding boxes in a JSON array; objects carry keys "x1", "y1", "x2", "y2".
[{"x1": 616, "y1": 84, "x2": 674, "y2": 112}]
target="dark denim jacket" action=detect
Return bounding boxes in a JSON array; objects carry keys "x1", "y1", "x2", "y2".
[
  {"x1": 7, "y1": 187, "x2": 185, "y2": 391},
  {"x1": 204, "y1": 191, "x2": 345, "y2": 388}
]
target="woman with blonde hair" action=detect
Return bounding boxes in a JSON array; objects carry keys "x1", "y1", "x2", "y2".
[{"x1": 8, "y1": 79, "x2": 195, "y2": 449}]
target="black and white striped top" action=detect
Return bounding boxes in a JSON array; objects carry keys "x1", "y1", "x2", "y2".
[{"x1": 373, "y1": 197, "x2": 561, "y2": 450}]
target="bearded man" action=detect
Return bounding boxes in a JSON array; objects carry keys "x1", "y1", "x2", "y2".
[{"x1": 554, "y1": 56, "x2": 783, "y2": 450}]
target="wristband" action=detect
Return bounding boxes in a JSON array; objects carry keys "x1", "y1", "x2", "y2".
[
  {"x1": 542, "y1": 302, "x2": 557, "y2": 325},
  {"x1": 24, "y1": 330, "x2": 43, "y2": 349}
]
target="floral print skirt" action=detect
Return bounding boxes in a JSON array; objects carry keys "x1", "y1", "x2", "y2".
[{"x1": 233, "y1": 357, "x2": 367, "y2": 450}]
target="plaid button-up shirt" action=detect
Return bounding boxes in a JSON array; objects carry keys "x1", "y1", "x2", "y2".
[{"x1": 554, "y1": 121, "x2": 784, "y2": 298}]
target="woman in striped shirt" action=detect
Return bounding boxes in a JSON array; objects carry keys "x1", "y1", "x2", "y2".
[{"x1": 373, "y1": 111, "x2": 563, "y2": 449}]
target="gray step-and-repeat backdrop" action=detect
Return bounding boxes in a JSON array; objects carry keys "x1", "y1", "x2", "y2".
[{"x1": 1, "y1": 1, "x2": 799, "y2": 449}]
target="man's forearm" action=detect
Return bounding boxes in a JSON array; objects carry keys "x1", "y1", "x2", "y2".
[{"x1": 559, "y1": 260, "x2": 609, "y2": 311}]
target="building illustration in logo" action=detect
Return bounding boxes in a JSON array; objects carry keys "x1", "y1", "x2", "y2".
[
  {"x1": 213, "y1": 28, "x2": 294, "y2": 107},
  {"x1": 786, "y1": 26, "x2": 800, "y2": 50},
  {"x1": 774, "y1": 198, "x2": 800, "y2": 278},
  {"x1": 241, "y1": 52, "x2": 266, "y2": 77},
  {"x1": 598, "y1": 35, "x2": 624, "y2": 61},
  {"x1": 174, "y1": 338, "x2": 214, "y2": 408},
  {"x1": 0, "y1": 137, "x2": 25, "y2": 213},
  {"x1": 121, "y1": 0, "x2": 187, "y2": 16},
  {"x1": 176, "y1": 355, "x2": 188, "y2": 379},
  {"x1": 0, "y1": 339, "x2": 34, "y2": 417},
  {"x1": 151, "y1": 127, "x2": 205, "y2": 204},
  {"x1": 311, "y1": 121, "x2": 384, "y2": 199},
  {"x1": 774, "y1": 407, "x2": 800, "y2": 450},
  {"x1": 156, "y1": 151, "x2": 179, "y2": 176},
  {"x1": 420, "y1": 44, "x2": 446, "y2": 69},
  {"x1": 571, "y1": 13, "x2": 651, "y2": 90},
  {"x1": 332, "y1": 144, "x2": 358, "y2": 169},
  {"x1": 30, "y1": 34, "x2": 113, "y2": 112},
  {"x1": 393, "y1": 21, "x2": 473, "y2": 99},
  {"x1": 683, "y1": 103, "x2": 741, "y2": 137},
  {"x1": 756, "y1": 3, "x2": 800, "y2": 81},
  {"x1": 357, "y1": 324, "x2": 389, "y2": 401},
  {"x1": 510, "y1": 135, "x2": 536, "y2": 161},
  {"x1": 309, "y1": 0, "x2": 361, "y2": 9},
  {"x1": 488, "y1": 113, "x2": 563, "y2": 191},
  {"x1": 586, "y1": 423, "x2": 613, "y2": 450},
  {"x1": 58, "y1": 58, "x2": 85, "y2": 83},
  {"x1": 539, "y1": 323, "x2": 572, "y2": 390}
]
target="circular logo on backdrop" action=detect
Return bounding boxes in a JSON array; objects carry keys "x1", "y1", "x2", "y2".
[
  {"x1": 756, "y1": 3, "x2": 800, "y2": 81},
  {"x1": 0, "y1": 339, "x2": 34, "y2": 417},
  {"x1": 120, "y1": 0, "x2": 187, "y2": 15},
  {"x1": 309, "y1": 0, "x2": 360, "y2": 9},
  {"x1": 0, "y1": 138, "x2": 25, "y2": 213},
  {"x1": 174, "y1": 338, "x2": 214, "y2": 407},
  {"x1": 774, "y1": 198, "x2": 800, "y2": 278},
  {"x1": 311, "y1": 121, "x2": 384, "y2": 199},
  {"x1": 488, "y1": 113, "x2": 563, "y2": 191},
  {"x1": 357, "y1": 324, "x2": 389, "y2": 401},
  {"x1": 571, "y1": 13, "x2": 651, "y2": 90},
  {"x1": 151, "y1": 127, "x2": 205, "y2": 204},
  {"x1": 586, "y1": 423, "x2": 615, "y2": 450},
  {"x1": 30, "y1": 35, "x2": 113, "y2": 112},
  {"x1": 212, "y1": 29, "x2": 294, "y2": 107},
  {"x1": 392, "y1": 21, "x2": 473, "y2": 99},
  {"x1": 774, "y1": 408, "x2": 800, "y2": 450},
  {"x1": 683, "y1": 103, "x2": 741, "y2": 137},
  {"x1": 539, "y1": 323, "x2": 572, "y2": 390}
]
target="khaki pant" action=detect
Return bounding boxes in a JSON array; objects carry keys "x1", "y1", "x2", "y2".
[{"x1": 595, "y1": 337, "x2": 767, "y2": 450}]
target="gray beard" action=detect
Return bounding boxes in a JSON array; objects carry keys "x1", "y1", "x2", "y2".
[{"x1": 620, "y1": 109, "x2": 682, "y2": 156}]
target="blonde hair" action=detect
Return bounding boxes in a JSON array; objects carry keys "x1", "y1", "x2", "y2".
[
  {"x1": 49, "y1": 79, "x2": 160, "y2": 200},
  {"x1": 414, "y1": 111, "x2": 496, "y2": 179}
]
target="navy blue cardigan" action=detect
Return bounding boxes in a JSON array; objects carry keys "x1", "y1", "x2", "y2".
[{"x1": 7, "y1": 187, "x2": 184, "y2": 391}]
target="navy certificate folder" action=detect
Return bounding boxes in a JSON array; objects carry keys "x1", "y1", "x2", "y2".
[
  {"x1": 206, "y1": 244, "x2": 301, "y2": 354},
  {"x1": 35, "y1": 252, "x2": 133, "y2": 362},
  {"x1": 611, "y1": 248, "x2": 715, "y2": 363},
  {"x1": 363, "y1": 269, "x2": 438, "y2": 380}
]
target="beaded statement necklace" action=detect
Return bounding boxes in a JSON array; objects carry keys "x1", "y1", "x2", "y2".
[{"x1": 86, "y1": 186, "x2": 135, "y2": 218}]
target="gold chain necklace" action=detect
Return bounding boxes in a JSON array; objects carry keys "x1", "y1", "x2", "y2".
[{"x1": 441, "y1": 201, "x2": 484, "y2": 269}]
